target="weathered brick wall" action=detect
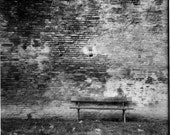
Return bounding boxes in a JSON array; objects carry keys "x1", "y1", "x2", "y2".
[{"x1": 0, "y1": 0, "x2": 168, "y2": 117}]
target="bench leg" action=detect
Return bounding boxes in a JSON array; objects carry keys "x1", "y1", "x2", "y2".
[
  {"x1": 122, "y1": 109, "x2": 126, "y2": 123},
  {"x1": 77, "y1": 109, "x2": 80, "y2": 121}
]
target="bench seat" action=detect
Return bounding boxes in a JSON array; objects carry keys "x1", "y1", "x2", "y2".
[{"x1": 70, "y1": 106, "x2": 134, "y2": 110}]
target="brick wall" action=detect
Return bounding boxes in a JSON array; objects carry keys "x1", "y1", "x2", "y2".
[{"x1": 0, "y1": 0, "x2": 168, "y2": 111}]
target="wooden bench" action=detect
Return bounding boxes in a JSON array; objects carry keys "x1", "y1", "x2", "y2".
[{"x1": 70, "y1": 96, "x2": 134, "y2": 123}]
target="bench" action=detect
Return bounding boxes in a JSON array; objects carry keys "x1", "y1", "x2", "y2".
[{"x1": 70, "y1": 96, "x2": 134, "y2": 123}]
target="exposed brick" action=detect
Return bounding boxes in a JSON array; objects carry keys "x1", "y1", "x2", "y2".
[{"x1": 0, "y1": 0, "x2": 167, "y2": 114}]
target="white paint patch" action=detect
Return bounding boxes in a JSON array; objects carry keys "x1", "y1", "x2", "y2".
[
  {"x1": 82, "y1": 46, "x2": 98, "y2": 56},
  {"x1": 36, "y1": 55, "x2": 49, "y2": 70},
  {"x1": 104, "y1": 79, "x2": 121, "y2": 97},
  {"x1": 85, "y1": 78, "x2": 92, "y2": 83},
  {"x1": 40, "y1": 45, "x2": 50, "y2": 54}
]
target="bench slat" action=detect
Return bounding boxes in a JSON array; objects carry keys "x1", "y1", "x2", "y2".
[
  {"x1": 71, "y1": 96, "x2": 132, "y2": 103},
  {"x1": 70, "y1": 106, "x2": 134, "y2": 110}
]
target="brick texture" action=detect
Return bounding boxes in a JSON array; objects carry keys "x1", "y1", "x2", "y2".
[{"x1": 0, "y1": 0, "x2": 168, "y2": 117}]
